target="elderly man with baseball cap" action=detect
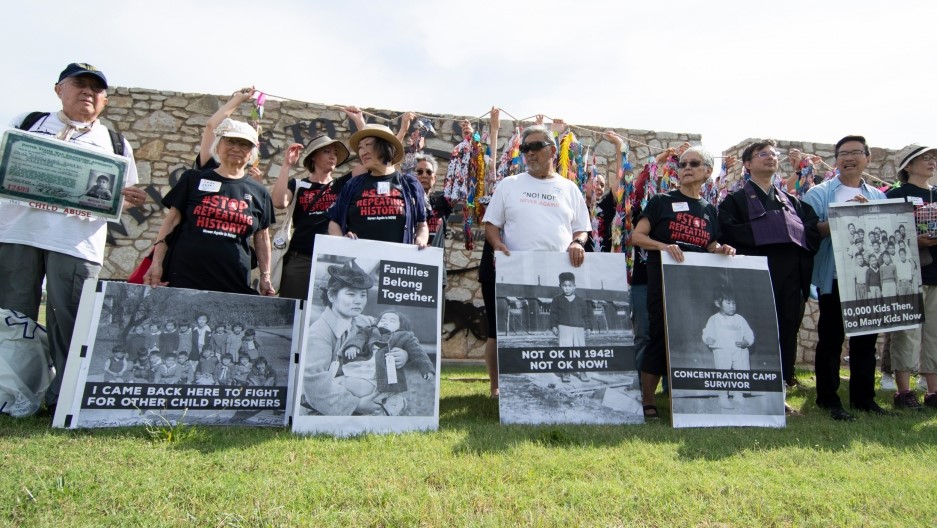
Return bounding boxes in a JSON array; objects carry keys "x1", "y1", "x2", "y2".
[
  {"x1": 0, "y1": 62, "x2": 145, "y2": 411},
  {"x1": 327, "y1": 124, "x2": 428, "y2": 247},
  {"x1": 885, "y1": 144, "x2": 937, "y2": 409}
]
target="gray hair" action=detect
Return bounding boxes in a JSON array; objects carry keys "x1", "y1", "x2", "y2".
[
  {"x1": 679, "y1": 146, "x2": 714, "y2": 168},
  {"x1": 413, "y1": 153, "x2": 438, "y2": 173},
  {"x1": 210, "y1": 137, "x2": 260, "y2": 166},
  {"x1": 521, "y1": 125, "x2": 557, "y2": 148}
]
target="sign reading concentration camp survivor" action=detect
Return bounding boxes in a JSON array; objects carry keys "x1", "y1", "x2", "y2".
[
  {"x1": 292, "y1": 235, "x2": 443, "y2": 437},
  {"x1": 662, "y1": 253, "x2": 785, "y2": 428},
  {"x1": 494, "y1": 251, "x2": 642, "y2": 425},
  {"x1": 53, "y1": 282, "x2": 301, "y2": 428},
  {"x1": 829, "y1": 200, "x2": 925, "y2": 337},
  {"x1": 0, "y1": 129, "x2": 128, "y2": 221}
]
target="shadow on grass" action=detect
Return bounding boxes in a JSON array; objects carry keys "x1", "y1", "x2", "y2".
[{"x1": 440, "y1": 372, "x2": 937, "y2": 461}]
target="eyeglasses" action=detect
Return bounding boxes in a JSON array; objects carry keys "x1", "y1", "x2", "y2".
[
  {"x1": 919, "y1": 154, "x2": 937, "y2": 162},
  {"x1": 678, "y1": 160, "x2": 706, "y2": 169},
  {"x1": 836, "y1": 149, "x2": 866, "y2": 158},
  {"x1": 753, "y1": 151, "x2": 779, "y2": 159},
  {"x1": 415, "y1": 169, "x2": 434, "y2": 175},
  {"x1": 519, "y1": 140, "x2": 552, "y2": 154},
  {"x1": 222, "y1": 137, "x2": 253, "y2": 150}
]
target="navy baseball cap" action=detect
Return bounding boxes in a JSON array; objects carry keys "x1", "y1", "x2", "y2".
[{"x1": 58, "y1": 63, "x2": 108, "y2": 89}]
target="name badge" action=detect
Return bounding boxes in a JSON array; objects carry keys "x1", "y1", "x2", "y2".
[
  {"x1": 672, "y1": 202, "x2": 690, "y2": 212},
  {"x1": 198, "y1": 179, "x2": 222, "y2": 192},
  {"x1": 910, "y1": 197, "x2": 924, "y2": 206},
  {"x1": 296, "y1": 180, "x2": 312, "y2": 189},
  {"x1": 377, "y1": 182, "x2": 390, "y2": 195}
]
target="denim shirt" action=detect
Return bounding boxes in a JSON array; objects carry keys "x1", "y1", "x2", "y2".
[{"x1": 802, "y1": 176, "x2": 886, "y2": 295}]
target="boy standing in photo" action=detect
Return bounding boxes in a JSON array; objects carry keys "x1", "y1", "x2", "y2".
[{"x1": 550, "y1": 271, "x2": 593, "y2": 382}]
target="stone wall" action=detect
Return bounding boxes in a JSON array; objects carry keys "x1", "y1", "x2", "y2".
[{"x1": 98, "y1": 87, "x2": 700, "y2": 359}]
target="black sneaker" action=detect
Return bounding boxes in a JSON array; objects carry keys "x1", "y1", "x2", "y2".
[
  {"x1": 893, "y1": 390, "x2": 923, "y2": 410},
  {"x1": 853, "y1": 401, "x2": 894, "y2": 416},
  {"x1": 924, "y1": 393, "x2": 937, "y2": 409},
  {"x1": 828, "y1": 407, "x2": 856, "y2": 421}
]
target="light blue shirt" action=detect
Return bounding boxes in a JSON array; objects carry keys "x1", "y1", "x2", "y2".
[{"x1": 802, "y1": 176, "x2": 886, "y2": 295}]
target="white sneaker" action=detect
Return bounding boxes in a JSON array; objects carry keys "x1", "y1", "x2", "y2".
[{"x1": 880, "y1": 373, "x2": 897, "y2": 391}]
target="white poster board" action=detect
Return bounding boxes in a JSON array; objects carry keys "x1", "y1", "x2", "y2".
[
  {"x1": 662, "y1": 253, "x2": 785, "y2": 428},
  {"x1": 53, "y1": 282, "x2": 301, "y2": 428},
  {"x1": 495, "y1": 251, "x2": 641, "y2": 425},
  {"x1": 292, "y1": 235, "x2": 443, "y2": 436},
  {"x1": 829, "y1": 199, "x2": 924, "y2": 336}
]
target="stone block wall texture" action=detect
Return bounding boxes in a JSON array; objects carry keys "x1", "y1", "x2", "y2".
[{"x1": 97, "y1": 87, "x2": 904, "y2": 362}]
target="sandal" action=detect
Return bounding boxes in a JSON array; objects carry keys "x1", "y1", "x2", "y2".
[{"x1": 643, "y1": 404, "x2": 660, "y2": 419}]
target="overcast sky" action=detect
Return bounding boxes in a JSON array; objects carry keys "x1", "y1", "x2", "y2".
[{"x1": 4, "y1": 0, "x2": 935, "y2": 157}]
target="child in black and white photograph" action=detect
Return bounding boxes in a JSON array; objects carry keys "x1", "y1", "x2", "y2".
[
  {"x1": 339, "y1": 310, "x2": 436, "y2": 415},
  {"x1": 214, "y1": 353, "x2": 236, "y2": 385},
  {"x1": 176, "y1": 351, "x2": 195, "y2": 384},
  {"x1": 239, "y1": 328, "x2": 261, "y2": 361},
  {"x1": 82, "y1": 173, "x2": 113, "y2": 201},
  {"x1": 249, "y1": 357, "x2": 277, "y2": 387},
  {"x1": 103, "y1": 345, "x2": 130, "y2": 383},
  {"x1": 154, "y1": 352, "x2": 184, "y2": 384},
  {"x1": 195, "y1": 346, "x2": 219, "y2": 385},
  {"x1": 702, "y1": 286, "x2": 754, "y2": 409},
  {"x1": 232, "y1": 355, "x2": 253, "y2": 385},
  {"x1": 550, "y1": 271, "x2": 593, "y2": 382},
  {"x1": 132, "y1": 348, "x2": 151, "y2": 382}
]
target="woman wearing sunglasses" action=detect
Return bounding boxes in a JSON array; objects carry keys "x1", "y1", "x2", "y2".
[{"x1": 631, "y1": 146, "x2": 735, "y2": 418}]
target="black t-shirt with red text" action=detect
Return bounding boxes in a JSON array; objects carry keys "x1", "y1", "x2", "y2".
[
  {"x1": 640, "y1": 190, "x2": 719, "y2": 265},
  {"x1": 886, "y1": 183, "x2": 937, "y2": 285},
  {"x1": 345, "y1": 174, "x2": 408, "y2": 243},
  {"x1": 162, "y1": 169, "x2": 274, "y2": 294},
  {"x1": 287, "y1": 176, "x2": 346, "y2": 254}
]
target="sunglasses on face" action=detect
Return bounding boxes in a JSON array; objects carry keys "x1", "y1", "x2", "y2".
[
  {"x1": 678, "y1": 160, "x2": 705, "y2": 169},
  {"x1": 519, "y1": 140, "x2": 552, "y2": 154},
  {"x1": 415, "y1": 169, "x2": 434, "y2": 175}
]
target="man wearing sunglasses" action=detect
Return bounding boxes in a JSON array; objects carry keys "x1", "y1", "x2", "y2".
[
  {"x1": 717, "y1": 140, "x2": 820, "y2": 410},
  {"x1": 802, "y1": 135, "x2": 888, "y2": 421},
  {"x1": 483, "y1": 124, "x2": 591, "y2": 267}
]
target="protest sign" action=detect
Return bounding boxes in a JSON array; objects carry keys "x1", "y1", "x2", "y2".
[
  {"x1": 829, "y1": 200, "x2": 924, "y2": 336},
  {"x1": 0, "y1": 129, "x2": 128, "y2": 220},
  {"x1": 292, "y1": 235, "x2": 443, "y2": 436},
  {"x1": 53, "y1": 282, "x2": 300, "y2": 428},
  {"x1": 662, "y1": 253, "x2": 785, "y2": 428},
  {"x1": 495, "y1": 251, "x2": 641, "y2": 425}
]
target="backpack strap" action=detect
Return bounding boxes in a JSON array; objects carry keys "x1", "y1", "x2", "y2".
[
  {"x1": 17, "y1": 112, "x2": 50, "y2": 132},
  {"x1": 108, "y1": 129, "x2": 125, "y2": 157},
  {"x1": 19, "y1": 110, "x2": 125, "y2": 157}
]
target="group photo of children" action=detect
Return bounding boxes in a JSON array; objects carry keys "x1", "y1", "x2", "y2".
[
  {"x1": 831, "y1": 203, "x2": 922, "y2": 304},
  {"x1": 66, "y1": 283, "x2": 299, "y2": 427}
]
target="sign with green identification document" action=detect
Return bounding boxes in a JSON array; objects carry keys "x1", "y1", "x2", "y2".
[{"x1": 0, "y1": 128, "x2": 128, "y2": 221}]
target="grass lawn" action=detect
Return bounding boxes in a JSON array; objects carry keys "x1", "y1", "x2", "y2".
[{"x1": 2, "y1": 364, "x2": 936, "y2": 527}]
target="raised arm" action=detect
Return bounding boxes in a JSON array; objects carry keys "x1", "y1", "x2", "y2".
[
  {"x1": 604, "y1": 130, "x2": 625, "y2": 198},
  {"x1": 271, "y1": 143, "x2": 303, "y2": 209},
  {"x1": 199, "y1": 87, "x2": 255, "y2": 167}
]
